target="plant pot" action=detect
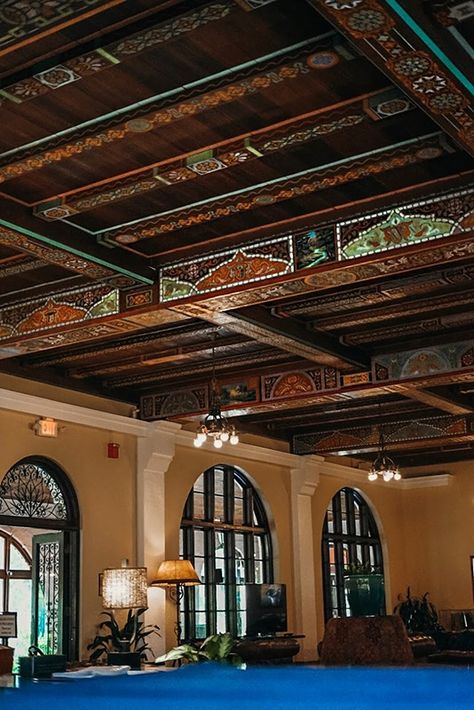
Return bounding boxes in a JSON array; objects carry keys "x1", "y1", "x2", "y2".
[
  {"x1": 344, "y1": 574, "x2": 385, "y2": 617},
  {"x1": 107, "y1": 651, "x2": 141, "y2": 669},
  {"x1": 0, "y1": 646, "x2": 14, "y2": 675}
]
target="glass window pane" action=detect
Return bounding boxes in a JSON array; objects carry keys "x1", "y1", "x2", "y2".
[
  {"x1": 236, "y1": 586, "x2": 246, "y2": 611},
  {"x1": 194, "y1": 474, "x2": 205, "y2": 493},
  {"x1": 193, "y1": 492, "x2": 205, "y2": 519},
  {"x1": 234, "y1": 497, "x2": 244, "y2": 525},
  {"x1": 179, "y1": 529, "x2": 183, "y2": 557},
  {"x1": 195, "y1": 613, "x2": 207, "y2": 639},
  {"x1": 0, "y1": 579, "x2": 3, "y2": 612},
  {"x1": 194, "y1": 530, "x2": 205, "y2": 558},
  {"x1": 214, "y1": 495, "x2": 224, "y2": 522},
  {"x1": 194, "y1": 557, "x2": 206, "y2": 581},
  {"x1": 8, "y1": 579, "x2": 32, "y2": 662},
  {"x1": 234, "y1": 481, "x2": 243, "y2": 499},
  {"x1": 0, "y1": 537, "x2": 4, "y2": 566},
  {"x1": 216, "y1": 585, "x2": 226, "y2": 609},
  {"x1": 216, "y1": 612, "x2": 226, "y2": 633},
  {"x1": 254, "y1": 561, "x2": 263, "y2": 584},
  {"x1": 194, "y1": 585, "x2": 207, "y2": 611},
  {"x1": 237, "y1": 611, "x2": 246, "y2": 637},
  {"x1": 214, "y1": 469, "x2": 224, "y2": 496},
  {"x1": 254, "y1": 536, "x2": 263, "y2": 560},
  {"x1": 215, "y1": 531, "x2": 225, "y2": 558}
]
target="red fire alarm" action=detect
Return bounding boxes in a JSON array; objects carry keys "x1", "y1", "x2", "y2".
[{"x1": 107, "y1": 443, "x2": 120, "y2": 459}]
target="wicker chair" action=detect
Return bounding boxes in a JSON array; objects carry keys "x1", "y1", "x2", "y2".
[{"x1": 319, "y1": 615, "x2": 414, "y2": 666}]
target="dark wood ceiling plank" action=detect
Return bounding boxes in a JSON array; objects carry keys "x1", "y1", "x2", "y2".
[{"x1": 392, "y1": 385, "x2": 474, "y2": 415}]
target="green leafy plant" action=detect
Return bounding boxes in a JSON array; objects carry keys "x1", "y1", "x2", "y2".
[
  {"x1": 155, "y1": 632, "x2": 244, "y2": 668},
  {"x1": 394, "y1": 588, "x2": 441, "y2": 633},
  {"x1": 87, "y1": 608, "x2": 160, "y2": 663}
]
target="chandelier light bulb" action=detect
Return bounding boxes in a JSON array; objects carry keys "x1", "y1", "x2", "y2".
[
  {"x1": 368, "y1": 471, "x2": 378, "y2": 482},
  {"x1": 193, "y1": 437, "x2": 203, "y2": 448},
  {"x1": 230, "y1": 434, "x2": 239, "y2": 445},
  {"x1": 220, "y1": 431, "x2": 229, "y2": 442},
  {"x1": 213, "y1": 438, "x2": 223, "y2": 449},
  {"x1": 383, "y1": 470, "x2": 394, "y2": 482},
  {"x1": 394, "y1": 471, "x2": 402, "y2": 481},
  {"x1": 197, "y1": 431, "x2": 207, "y2": 443}
]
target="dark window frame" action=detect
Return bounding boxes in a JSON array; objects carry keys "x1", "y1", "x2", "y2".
[
  {"x1": 321, "y1": 487, "x2": 384, "y2": 622},
  {"x1": 180, "y1": 464, "x2": 273, "y2": 639}
]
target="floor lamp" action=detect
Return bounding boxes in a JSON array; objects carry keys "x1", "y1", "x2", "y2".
[{"x1": 152, "y1": 560, "x2": 200, "y2": 646}]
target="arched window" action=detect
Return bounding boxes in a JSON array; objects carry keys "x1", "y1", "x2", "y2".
[
  {"x1": 180, "y1": 464, "x2": 272, "y2": 639},
  {"x1": 321, "y1": 487, "x2": 384, "y2": 621},
  {"x1": 0, "y1": 457, "x2": 80, "y2": 660}
]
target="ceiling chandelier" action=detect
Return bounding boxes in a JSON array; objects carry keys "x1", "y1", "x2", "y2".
[
  {"x1": 368, "y1": 423, "x2": 401, "y2": 482},
  {"x1": 193, "y1": 334, "x2": 239, "y2": 449}
]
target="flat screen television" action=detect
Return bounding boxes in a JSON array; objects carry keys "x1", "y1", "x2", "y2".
[{"x1": 245, "y1": 583, "x2": 287, "y2": 636}]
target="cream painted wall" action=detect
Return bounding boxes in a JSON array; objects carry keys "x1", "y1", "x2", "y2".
[
  {"x1": 400, "y1": 463, "x2": 474, "y2": 611},
  {"x1": 0, "y1": 407, "x2": 137, "y2": 658}
]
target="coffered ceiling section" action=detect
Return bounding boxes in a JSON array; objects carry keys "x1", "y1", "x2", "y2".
[{"x1": 0, "y1": 0, "x2": 472, "y2": 467}]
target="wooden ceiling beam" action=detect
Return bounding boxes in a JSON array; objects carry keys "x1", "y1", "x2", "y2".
[
  {"x1": 221, "y1": 305, "x2": 369, "y2": 370},
  {"x1": 393, "y1": 385, "x2": 474, "y2": 415}
]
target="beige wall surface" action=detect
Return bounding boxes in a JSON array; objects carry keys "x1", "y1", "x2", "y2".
[{"x1": 0, "y1": 407, "x2": 137, "y2": 658}]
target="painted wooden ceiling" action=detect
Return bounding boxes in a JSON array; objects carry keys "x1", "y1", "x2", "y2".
[{"x1": 0, "y1": 0, "x2": 473, "y2": 469}]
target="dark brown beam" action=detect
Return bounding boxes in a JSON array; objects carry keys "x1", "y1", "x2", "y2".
[{"x1": 221, "y1": 306, "x2": 370, "y2": 371}]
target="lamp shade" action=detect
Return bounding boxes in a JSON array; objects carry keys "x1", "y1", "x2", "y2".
[
  {"x1": 152, "y1": 559, "x2": 200, "y2": 586},
  {"x1": 102, "y1": 567, "x2": 148, "y2": 609}
]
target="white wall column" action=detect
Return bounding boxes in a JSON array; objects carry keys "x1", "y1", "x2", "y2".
[
  {"x1": 290, "y1": 456, "x2": 321, "y2": 662},
  {"x1": 136, "y1": 420, "x2": 181, "y2": 656}
]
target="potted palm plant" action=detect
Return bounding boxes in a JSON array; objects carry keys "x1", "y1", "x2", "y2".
[
  {"x1": 343, "y1": 563, "x2": 385, "y2": 617},
  {"x1": 87, "y1": 608, "x2": 160, "y2": 667}
]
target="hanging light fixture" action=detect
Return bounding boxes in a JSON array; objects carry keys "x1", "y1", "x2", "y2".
[
  {"x1": 193, "y1": 333, "x2": 239, "y2": 449},
  {"x1": 368, "y1": 422, "x2": 401, "y2": 482}
]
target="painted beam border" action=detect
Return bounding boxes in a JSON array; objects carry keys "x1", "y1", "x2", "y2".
[
  {"x1": 0, "y1": 220, "x2": 154, "y2": 285},
  {"x1": 106, "y1": 132, "x2": 449, "y2": 245},
  {"x1": 159, "y1": 185, "x2": 473, "y2": 303},
  {"x1": 0, "y1": 2, "x2": 236, "y2": 108},
  {"x1": 308, "y1": 0, "x2": 474, "y2": 155}
]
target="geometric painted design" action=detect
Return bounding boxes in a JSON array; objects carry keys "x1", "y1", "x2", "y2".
[
  {"x1": 363, "y1": 87, "x2": 415, "y2": 120},
  {"x1": 337, "y1": 187, "x2": 474, "y2": 260},
  {"x1": 261, "y1": 367, "x2": 337, "y2": 400},
  {"x1": 34, "y1": 65, "x2": 80, "y2": 89},
  {"x1": 160, "y1": 237, "x2": 294, "y2": 303},
  {"x1": 0, "y1": 3, "x2": 235, "y2": 105},
  {"x1": 0, "y1": 0, "x2": 108, "y2": 50},
  {"x1": 0, "y1": 226, "x2": 115, "y2": 280},
  {"x1": 0, "y1": 55, "x2": 312, "y2": 183},
  {"x1": 315, "y1": 0, "x2": 474, "y2": 154},
  {"x1": 111, "y1": 133, "x2": 448, "y2": 244},
  {"x1": 292, "y1": 414, "x2": 471, "y2": 455},
  {"x1": 35, "y1": 101, "x2": 365, "y2": 218},
  {"x1": 124, "y1": 289, "x2": 154, "y2": 310},
  {"x1": 372, "y1": 340, "x2": 474, "y2": 382},
  {"x1": 0, "y1": 286, "x2": 119, "y2": 342},
  {"x1": 140, "y1": 387, "x2": 208, "y2": 420}
]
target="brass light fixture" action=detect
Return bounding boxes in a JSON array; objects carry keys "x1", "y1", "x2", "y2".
[
  {"x1": 368, "y1": 424, "x2": 401, "y2": 482},
  {"x1": 193, "y1": 333, "x2": 239, "y2": 449}
]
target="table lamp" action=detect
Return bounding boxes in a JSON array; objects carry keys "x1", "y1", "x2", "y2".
[
  {"x1": 102, "y1": 562, "x2": 148, "y2": 668},
  {"x1": 151, "y1": 560, "x2": 200, "y2": 645}
]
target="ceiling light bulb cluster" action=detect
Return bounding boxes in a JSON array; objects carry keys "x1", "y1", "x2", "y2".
[
  {"x1": 193, "y1": 408, "x2": 239, "y2": 449},
  {"x1": 368, "y1": 456, "x2": 401, "y2": 482},
  {"x1": 194, "y1": 332, "x2": 239, "y2": 449},
  {"x1": 368, "y1": 418, "x2": 401, "y2": 483}
]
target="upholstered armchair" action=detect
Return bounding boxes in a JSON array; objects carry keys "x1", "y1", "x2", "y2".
[{"x1": 319, "y1": 615, "x2": 414, "y2": 666}]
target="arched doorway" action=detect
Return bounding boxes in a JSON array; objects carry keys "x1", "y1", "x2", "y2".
[{"x1": 0, "y1": 456, "x2": 80, "y2": 661}]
